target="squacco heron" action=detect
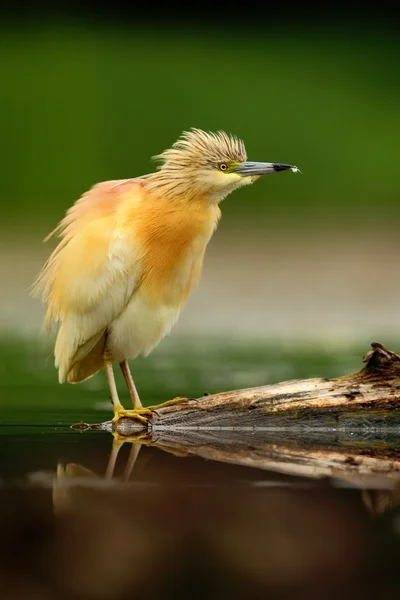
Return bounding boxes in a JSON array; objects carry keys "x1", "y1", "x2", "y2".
[{"x1": 34, "y1": 129, "x2": 297, "y2": 423}]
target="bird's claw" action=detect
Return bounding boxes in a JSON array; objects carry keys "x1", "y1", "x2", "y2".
[
  {"x1": 148, "y1": 396, "x2": 190, "y2": 411},
  {"x1": 112, "y1": 406, "x2": 153, "y2": 424},
  {"x1": 112, "y1": 397, "x2": 190, "y2": 425}
]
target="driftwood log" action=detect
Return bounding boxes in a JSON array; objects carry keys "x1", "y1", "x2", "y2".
[
  {"x1": 73, "y1": 343, "x2": 400, "y2": 489},
  {"x1": 106, "y1": 342, "x2": 400, "y2": 436},
  {"x1": 108, "y1": 342, "x2": 399, "y2": 486}
]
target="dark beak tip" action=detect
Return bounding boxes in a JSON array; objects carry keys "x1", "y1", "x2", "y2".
[{"x1": 273, "y1": 164, "x2": 296, "y2": 172}]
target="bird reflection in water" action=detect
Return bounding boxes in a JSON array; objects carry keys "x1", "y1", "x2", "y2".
[{"x1": 41, "y1": 434, "x2": 400, "y2": 600}]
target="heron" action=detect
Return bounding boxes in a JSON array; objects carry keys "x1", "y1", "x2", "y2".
[{"x1": 34, "y1": 128, "x2": 298, "y2": 423}]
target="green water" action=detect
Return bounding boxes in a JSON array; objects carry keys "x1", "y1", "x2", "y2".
[
  {"x1": 0, "y1": 336, "x2": 362, "y2": 428},
  {"x1": 0, "y1": 335, "x2": 368, "y2": 477},
  {"x1": 0, "y1": 335, "x2": 360, "y2": 475}
]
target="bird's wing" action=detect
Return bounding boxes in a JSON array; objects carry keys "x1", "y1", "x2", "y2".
[{"x1": 33, "y1": 178, "x2": 144, "y2": 380}]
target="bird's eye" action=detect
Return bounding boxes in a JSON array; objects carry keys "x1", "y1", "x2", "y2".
[{"x1": 219, "y1": 163, "x2": 228, "y2": 171}]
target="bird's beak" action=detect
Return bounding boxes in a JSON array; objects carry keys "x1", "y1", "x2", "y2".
[{"x1": 234, "y1": 162, "x2": 297, "y2": 176}]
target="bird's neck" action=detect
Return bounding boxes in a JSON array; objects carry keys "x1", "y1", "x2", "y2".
[{"x1": 141, "y1": 170, "x2": 215, "y2": 206}]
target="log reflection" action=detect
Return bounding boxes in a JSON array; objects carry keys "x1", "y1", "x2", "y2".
[{"x1": 1, "y1": 433, "x2": 399, "y2": 599}]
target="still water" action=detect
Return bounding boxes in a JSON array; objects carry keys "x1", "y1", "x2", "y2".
[{"x1": 1, "y1": 337, "x2": 399, "y2": 599}]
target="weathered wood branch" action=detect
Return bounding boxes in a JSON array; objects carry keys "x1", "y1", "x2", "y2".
[
  {"x1": 70, "y1": 343, "x2": 400, "y2": 490},
  {"x1": 146, "y1": 429, "x2": 400, "y2": 487},
  {"x1": 111, "y1": 342, "x2": 400, "y2": 436}
]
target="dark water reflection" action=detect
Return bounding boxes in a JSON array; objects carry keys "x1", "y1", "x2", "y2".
[{"x1": 1, "y1": 429, "x2": 399, "y2": 599}]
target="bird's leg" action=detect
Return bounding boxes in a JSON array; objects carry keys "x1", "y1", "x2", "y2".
[
  {"x1": 123, "y1": 442, "x2": 142, "y2": 482},
  {"x1": 104, "y1": 435, "x2": 125, "y2": 479},
  {"x1": 119, "y1": 357, "x2": 191, "y2": 412},
  {"x1": 106, "y1": 433, "x2": 150, "y2": 481},
  {"x1": 104, "y1": 360, "x2": 123, "y2": 410},
  {"x1": 119, "y1": 360, "x2": 143, "y2": 409},
  {"x1": 103, "y1": 359, "x2": 151, "y2": 424},
  {"x1": 103, "y1": 342, "x2": 182, "y2": 423}
]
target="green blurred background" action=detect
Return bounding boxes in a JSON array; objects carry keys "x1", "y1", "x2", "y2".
[
  {"x1": 1, "y1": 25, "x2": 400, "y2": 229},
  {"x1": 1, "y1": 15, "x2": 400, "y2": 421}
]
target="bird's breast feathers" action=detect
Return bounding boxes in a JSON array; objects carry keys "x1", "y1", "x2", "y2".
[
  {"x1": 107, "y1": 183, "x2": 221, "y2": 360},
  {"x1": 122, "y1": 185, "x2": 221, "y2": 307}
]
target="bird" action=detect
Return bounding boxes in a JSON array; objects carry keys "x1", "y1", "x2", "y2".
[{"x1": 33, "y1": 128, "x2": 298, "y2": 423}]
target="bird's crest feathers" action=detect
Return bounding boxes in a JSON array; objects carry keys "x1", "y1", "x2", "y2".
[{"x1": 154, "y1": 128, "x2": 247, "y2": 170}]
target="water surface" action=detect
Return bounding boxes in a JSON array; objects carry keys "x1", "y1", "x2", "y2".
[{"x1": 1, "y1": 337, "x2": 399, "y2": 599}]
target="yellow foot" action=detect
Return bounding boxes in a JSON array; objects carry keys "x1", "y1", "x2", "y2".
[
  {"x1": 112, "y1": 406, "x2": 153, "y2": 424},
  {"x1": 148, "y1": 396, "x2": 191, "y2": 411},
  {"x1": 112, "y1": 431, "x2": 153, "y2": 445}
]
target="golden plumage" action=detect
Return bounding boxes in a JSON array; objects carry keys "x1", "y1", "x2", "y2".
[{"x1": 34, "y1": 128, "x2": 296, "y2": 422}]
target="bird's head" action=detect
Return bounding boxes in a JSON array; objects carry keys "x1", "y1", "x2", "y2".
[{"x1": 153, "y1": 128, "x2": 298, "y2": 202}]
